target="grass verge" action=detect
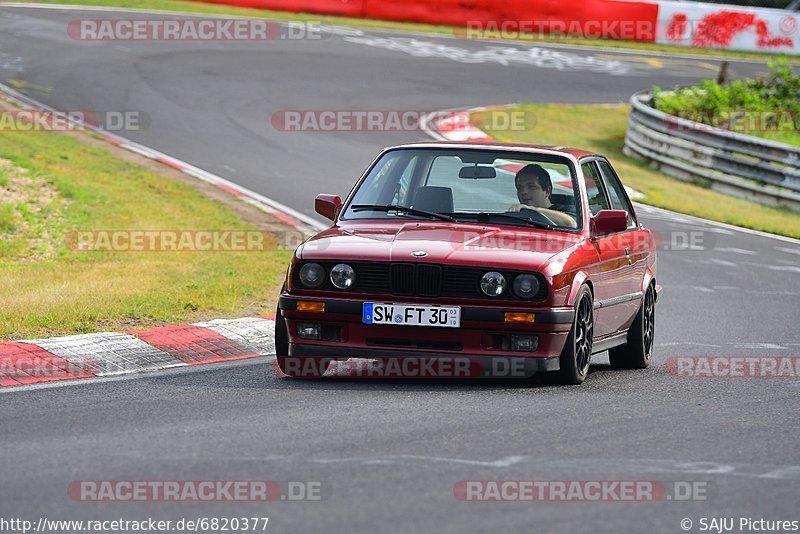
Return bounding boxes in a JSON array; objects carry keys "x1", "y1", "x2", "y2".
[
  {"x1": 23, "y1": 0, "x2": 797, "y2": 61},
  {"x1": 472, "y1": 104, "x2": 800, "y2": 239},
  {"x1": 0, "y1": 102, "x2": 294, "y2": 341}
]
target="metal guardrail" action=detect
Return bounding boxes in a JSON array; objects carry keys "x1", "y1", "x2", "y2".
[{"x1": 624, "y1": 91, "x2": 800, "y2": 211}]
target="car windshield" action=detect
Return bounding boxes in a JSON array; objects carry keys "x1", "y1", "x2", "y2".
[{"x1": 342, "y1": 148, "x2": 582, "y2": 230}]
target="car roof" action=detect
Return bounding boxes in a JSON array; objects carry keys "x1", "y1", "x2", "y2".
[{"x1": 386, "y1": 140, "x2": 599, "y2": 160}]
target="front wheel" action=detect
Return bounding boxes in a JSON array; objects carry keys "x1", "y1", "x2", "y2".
[
  {"x1": 549, "y1": 285, "x2": 594, "y2": 385},
  {"x1": 609, "y1": 284, "x2": 655, "y2": 369}
]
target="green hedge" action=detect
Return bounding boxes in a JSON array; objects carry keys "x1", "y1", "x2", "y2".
[{"x1": 653, "y1": 59, "x2": 800, "y2": 147}]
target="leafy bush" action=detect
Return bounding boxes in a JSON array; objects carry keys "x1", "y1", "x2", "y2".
[{"x1": 652, "y1": 58, "x2": 800, "y2": 146}]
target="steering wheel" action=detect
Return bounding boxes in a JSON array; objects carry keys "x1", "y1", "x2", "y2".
[{"x1": 515, "y1": 207, "x2": 558, "y2": 227}]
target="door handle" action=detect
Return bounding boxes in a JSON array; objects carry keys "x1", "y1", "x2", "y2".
[{"x1": 625, "y1": 247, "x2": 632, "y2": 265}]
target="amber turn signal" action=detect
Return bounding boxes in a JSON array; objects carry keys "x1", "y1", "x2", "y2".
[
  {"x1": 297, "y1": 301, "x2": 326, "y2": 313},
  {"x1": 504, "y1": 312, "x2": 535, "y2": 323}
]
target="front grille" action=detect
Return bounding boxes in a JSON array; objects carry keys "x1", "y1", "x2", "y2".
[
  {"x1": 390, "y1": 263, "x2": 442, "y2": 297},
  {"x1": 293, "y1": 261, "x2": 546, "y2": 301},
  {"x1": 390, "y1": 263, "x2": 415, "y2": 296},
  {"x1": 417, "y1": 264, "x2": 442, "y2": 297}
]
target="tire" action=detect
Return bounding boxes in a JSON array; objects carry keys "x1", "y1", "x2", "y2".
[
  {"x1": 609, "y1": 284, "x2": 655, "y2": 370},
  {"x1": 274, "y1": 309, "x2": 332, "y2": 378},
  {"x1": 550, "y1": 285, "x2": 594, "y2": 385}
]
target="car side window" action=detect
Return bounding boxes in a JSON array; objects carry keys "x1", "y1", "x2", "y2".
[
  {"x1": 580, "y1": 162, "x2": 610, "y2": 216},
  {"x1": 597, "y1": 160, "x2": 637, "y2": 228}
]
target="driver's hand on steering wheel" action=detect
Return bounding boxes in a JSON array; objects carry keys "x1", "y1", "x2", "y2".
[{"x1": 508, "y1": 203, "x2": 537, "y2": 212}]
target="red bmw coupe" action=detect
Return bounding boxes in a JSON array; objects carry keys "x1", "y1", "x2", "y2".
[{"x1": 276, "y1": 142, "x2": 660, "y2": 384}]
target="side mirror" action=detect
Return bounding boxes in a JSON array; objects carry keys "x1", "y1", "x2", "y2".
[
  {"x1": 591, "y1": 209, "x2": 628, "y2": 237},
  {"x1": 315, "y1": 194, "x2": 342, "y2": 221}
]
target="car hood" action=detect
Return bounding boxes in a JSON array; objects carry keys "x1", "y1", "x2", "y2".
[{"x1": 298, "y1": 221, "x2": 582, "y2": 270}]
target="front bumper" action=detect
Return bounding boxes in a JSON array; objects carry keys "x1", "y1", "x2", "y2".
[{"x1": 279, "y1": 295, "x2": 573, "y2": 367}]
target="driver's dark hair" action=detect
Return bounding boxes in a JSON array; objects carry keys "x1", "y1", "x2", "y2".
[{"x1": 515, "y1": 164, "x2": 552, "y2": 191}]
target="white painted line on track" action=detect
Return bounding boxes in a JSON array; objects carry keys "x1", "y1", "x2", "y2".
[
  {"x1": 769, "y1": 265, "x2": 800, "y2": 273},
  {"x1": 691, "y1": 286, "x2": 715, "y2": 293},
  {"x1": 311, "y1": 454, "x2": 528, "y2": 467},
  {"x1": 730, "y1": 342, "x2": 788, "y2": 349},
  {"x1": 715, "y1": 247, "x2": 758, "y2": 255}
]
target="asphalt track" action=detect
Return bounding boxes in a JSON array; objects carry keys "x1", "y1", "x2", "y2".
[{"x1": 1, "y1": 5, "x2": 799, "y2": 534}]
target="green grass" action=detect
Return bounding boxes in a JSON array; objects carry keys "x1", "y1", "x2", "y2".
[
  {"x1": 26, "y1": 0, "x2": 798, "y2": 61},
  {"x1": 0, "y1": 203, "x2": 15, "y2": 232},
  {"x1": 473, "y1": 104, "x2": 800, "y2": 239},
  {"x1": 0, "y1": 116, "x2": 291, "y2": 340}
]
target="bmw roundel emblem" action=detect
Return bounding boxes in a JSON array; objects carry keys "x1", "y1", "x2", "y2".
[{"x1": 411, "y1": 250, "x2": 428, "y2": 257}]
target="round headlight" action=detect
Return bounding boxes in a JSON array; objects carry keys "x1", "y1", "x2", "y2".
[
  {"x1": 480, "y1": 271, "x2": 507, "y2": 297},
  {"x1": 513, "y1": 274, "x2": 540, "y2": 299},
  {"x1": 330, "y1": 263, "x2": 355, "y2": 289},
  {"x1": 298, "y1": 263, "x2": 325, "y2": 288}
]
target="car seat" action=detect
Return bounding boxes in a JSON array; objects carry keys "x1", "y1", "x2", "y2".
[{"x1": 412, "y1": 186, "x2": 454, "y2": 213}]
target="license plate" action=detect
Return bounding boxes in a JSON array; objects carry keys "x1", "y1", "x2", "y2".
[{"x1": 363, "y1": 302, "x2": 461, "y2": 328}]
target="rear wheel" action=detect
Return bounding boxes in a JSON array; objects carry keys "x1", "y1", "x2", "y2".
[
  {"x1": 609, "y1": 284, "x2": 655, "y2": 369},
  {"x1": 550, "y1": 285, "x2": 594, "y2": 385},
  {"x1": 274, "y1": 310, "x2": 332, "y2": 378}
]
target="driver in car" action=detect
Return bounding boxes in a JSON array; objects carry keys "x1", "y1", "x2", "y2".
[{"x1": 508, "y1": 164, "x2": 577, "y2": 228}]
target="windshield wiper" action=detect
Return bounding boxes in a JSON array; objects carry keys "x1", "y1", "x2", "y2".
[
  {"x1": 454, "y1": 212, "x2": 554, "y2": 230},
  {"x1": 350, "y1": 204, "x2": 456, "y2": 222}
]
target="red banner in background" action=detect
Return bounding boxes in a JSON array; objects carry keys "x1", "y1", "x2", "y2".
[
  {"x1": 364, "y1": 0, "x2": 659, "y2": 41},
  {"x1": 189, "y1": 0, "x2": 799, "y2": 52},
  {"x1": 191, "y1": 0, "x2": 660, "y2": 42},
  {"x1": 656, "y1": 1, "x2": 798, "y2": 53},
  {"x1": 195, "y1": 0, "x2": 365, "y2": 18}
]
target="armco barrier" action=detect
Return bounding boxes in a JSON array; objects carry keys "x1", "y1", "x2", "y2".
[{"x1": 624, "y1": 90, "x2": 800, "y2": 211}]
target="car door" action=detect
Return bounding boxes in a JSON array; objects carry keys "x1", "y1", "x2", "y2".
[
  {"x1": 580, "y1": 160, "x2": 635, "y2": 338},
  {"x1": 595, "y1": 158, "x2": 646, "y2": 333}
]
